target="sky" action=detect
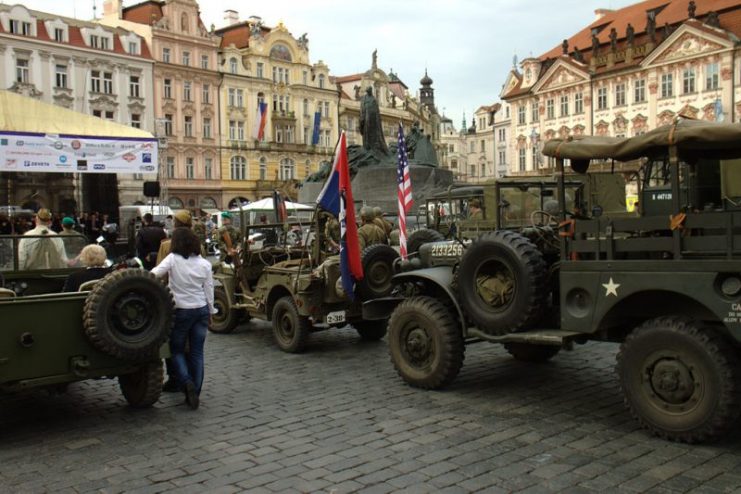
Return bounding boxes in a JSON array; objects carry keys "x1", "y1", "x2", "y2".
[{"x1": 12, "y1": 0, "x2": 637, "y2": 128}]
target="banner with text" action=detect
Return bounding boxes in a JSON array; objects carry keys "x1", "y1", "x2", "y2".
[{"x1": 0, "y1": 131, "x2": 159, "y2": 174}]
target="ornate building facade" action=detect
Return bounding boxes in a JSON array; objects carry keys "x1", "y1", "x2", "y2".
[
  {"x1": 214, "y1": 13, "x2": 337, "y2": 207},
  {"x1": 102, "y1": 0, "x2": 222, "y2": 211},
  {"x1": 0, "y1": 3, "x2": 154, "y2": 212},
  {"x1": 502, "y1": 0, "x2": 741, "y2": 175}
]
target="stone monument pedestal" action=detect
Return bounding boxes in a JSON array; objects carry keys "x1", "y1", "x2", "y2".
[{"x1": 298, "y1": 165, "x2": 454, "y2": 215}]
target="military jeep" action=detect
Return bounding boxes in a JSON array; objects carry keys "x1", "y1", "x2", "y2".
[
  {"x1": 0, "y1": 234, "x2": 173, "y2": 407},
  {"x1": 211, "y1": 212, "x2": 398, "y2": 353},
  {"x1": 369, "y1": 119, "x2": 741, "y2": 443}
]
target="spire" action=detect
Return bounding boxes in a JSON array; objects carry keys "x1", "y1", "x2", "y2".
[{"x1": 420, "y1": 69, "x2": 433, "y2": 87}]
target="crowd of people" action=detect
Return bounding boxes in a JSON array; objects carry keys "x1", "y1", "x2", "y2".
[{"x1": 0, "y1": 210, "x2": 118, "y2": 244}]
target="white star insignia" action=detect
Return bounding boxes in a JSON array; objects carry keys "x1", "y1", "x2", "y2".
[{"x1": 603, "y1": 277, "x2": 620, "y2": 297}]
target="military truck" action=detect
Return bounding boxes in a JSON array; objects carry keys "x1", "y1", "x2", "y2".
[
  {"x1": 211, "y1": 213, "x2": 398, "y2": 353},
  {"x1": 0, "y1": 233, "x2": 173, "y2": 407},
  {"x1": 407, "y1": 174, "x2": 627, "y2": 254},
  {"x1": 367, "y1": 119, "x2": 741, "y2": 443}
]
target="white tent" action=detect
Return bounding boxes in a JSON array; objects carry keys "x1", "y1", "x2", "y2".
[{"x1": 232, "y1": 198, "x2": 313, "y2": 212}]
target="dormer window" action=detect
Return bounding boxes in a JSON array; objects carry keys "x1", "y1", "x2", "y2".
[
  {"x1": 318, "y1": 74, "x2": 325, "y2": 89},
  {"x1": 230, "y1": 57, "x2": 238, "y2": 74},
  {"x1": 128, "y1": 41, "x2": 139, "y2": 55},
  {"x1": 54, "y1": 28, "x2": 64, "y2": 42},
  {"x1": 10, "y1": 19, "x2": 32, "y2": 36}
]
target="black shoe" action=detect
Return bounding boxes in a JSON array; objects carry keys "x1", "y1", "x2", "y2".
[
  {"x1": 162, "y1": 379, "x2": 180, "y2": 393},
  {"x1": 184, "y1": 382, "x2": 199, "y2": 410}
]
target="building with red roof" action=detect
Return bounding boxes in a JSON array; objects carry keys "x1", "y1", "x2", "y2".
[{"x1": 501, "y1": 0, "x2": 741, "y2": 175}]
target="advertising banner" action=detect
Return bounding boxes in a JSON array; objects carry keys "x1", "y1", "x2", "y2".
[{"x1": 0, "y1": 131, "x2": 159, "y2": 174}]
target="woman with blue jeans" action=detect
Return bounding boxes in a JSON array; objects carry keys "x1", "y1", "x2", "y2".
[{"x1": 152, "y1": 227, "x2": 215, "y2": 410}]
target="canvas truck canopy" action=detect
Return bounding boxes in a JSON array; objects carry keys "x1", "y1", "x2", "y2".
[{"x1": 542, "y1": 119, "x2": 741, "y2": 165}]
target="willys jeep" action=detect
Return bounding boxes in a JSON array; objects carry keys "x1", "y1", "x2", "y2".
[
  {"x1": 0, "y1": 233, "x2": 173, "y2": 407},
  {"x1": 210, "y1": 212, "x2": 398, "y2": 353},
  {"x1": 367, "y1": 119, "x2": 741, "y2": 443}
]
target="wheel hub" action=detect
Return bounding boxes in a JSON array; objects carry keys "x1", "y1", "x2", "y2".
[
  {"x1": 649, "y1": 359, "x2": 695, "y2": 404},
  {"x1": 405, "y1": 327, "x2": 431, "y2": 362},
  {"x1": 113, "y1": 293, "x2": 150, "y2": 334}
]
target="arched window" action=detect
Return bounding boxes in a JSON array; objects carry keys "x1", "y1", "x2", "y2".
[
  {"x1": 259, "y1": 157, "x2": 267, "y2": 180},
  {"x1": 230, "y1": 57, "x2": 238, "y2": 74},
  {"x1": 279, "y1": 158, "x2": 295, "y2": 180},
  {"x1": 318, "y1": 74, "x2": 325, "y2": 89},
  {"x1": 200, "y1": 197, "x2": 217, "y2": 209},
  {"x1": 181, "y1": 13, "x2": 189, "y2": 33},
  {"x1": 168, "y1": 197, "x2": 184, "y2": 209},
  {"x1": 230, "y1": 156, "x2": 246, "y2": 180}
]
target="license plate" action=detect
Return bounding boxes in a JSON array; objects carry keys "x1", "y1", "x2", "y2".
[{"x1": 326, "y1": 310, "x2": 346, "y2": 325}]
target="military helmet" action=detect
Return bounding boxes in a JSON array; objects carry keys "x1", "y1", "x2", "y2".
[
  {"x1": 360, "y1": 207, "x2": 374, "y2": 221},
  {"x1": 373, "y1": 206, "x2": 383, "y2": 217}
]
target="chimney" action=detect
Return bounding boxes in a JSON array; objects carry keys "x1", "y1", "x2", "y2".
[
  {"x1": 103, "y1": 0, "x2": 122, "y2": 19},
  {"x1": 594, "y1": 8, "x2": 614, "y2": 21},
  {"x1": 224, "y1": 10, "x2": 239, "y2": 26}
]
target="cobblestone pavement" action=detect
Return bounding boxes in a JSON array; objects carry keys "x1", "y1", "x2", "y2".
[{"x1": 2, "y1": 320, "x2": 741, "y2": 493}]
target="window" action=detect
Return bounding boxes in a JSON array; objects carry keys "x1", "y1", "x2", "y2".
[
  {"x1": 560, "y1": 95, "x2": 569, "y2": 116},
  {"x1": 531, "y1": 103, "x2": 539, "y2": 123},
  {"x1": 10, "y1": 19, "x2": 31, "y2": 35},
  {"x1": 128, "y1": 42, "x2": 139, "y2": 55},
  {"x1": 615, "y1": 83, "x2": 626, "y2": 106},
  {"x1": 302, "y1": 70, "x2": 308, "y2": 85},
  {"x1": 237, "y1": 89, "x2": 244, "y2": 108},
  {"x1": 131, "y1": 113, "x2": 141, "y2": 128},
  {"x1": 203, "y1": 118, "x2": 211, "y2": 138},
  {"x1": 230, "y1": 57, "x2": 238, "y2": 74},
  {"x1": 103, "y1": 72, "x2": 113, "y2": 94},
  {"x1": 634, "y1": 79, "x2": 646, "y2": 103},
  {"x1": 181, "y1": 13, "x2": 189, "y2": 33},
  {"x1": 183, "y1": 81, "x2": 192, "y2": 101},
  {"x1": 202, "y1": 84, "x2": 210, "y2": 104},
  {"x1": 256, "y1": 62, "x2": 264, "y2": 78},
  {"x1": 204, "y1": 158, "x2": 213, "y2": 180},
  {"x1": 105, "y1": 111, "x2": 114, "y2": 120},
  {"x1": 303, "y1": 99, "x2": 309, "y2": 115},
  {"x1": 532, "y1": 146, "x2": 539, "y2": 168},
  {"x1": 259, "y1": 158, "x2": 267, "y2": 180},
  {"x1": 237, "y1": 121, "x2": 245, "y2": 141},
  {"x1": 706, "y1": 63, "x2": 719, "y2": 90},
  {"x1": 469, "y1": 141, "x2": 475, "y2": 153},
  {"x1": 499, "y1": 151, "x2": 506, "y2": 167},
  {"x1": 272, "y1": 66, "x2": 277, "y2": 82},
  {"x1": 498, "y1": 128, "x2": 506, "y2": 141},
  {"x1": 229, "y1": 120, "x2": 237, "y2": 140},
  {"x1": 518, "y1": 148, "x2": 526, "y2": 171},
  {"x1": 162, "y1": 47, "x2": 171, "y2": 63},
  {"x1": 201, "y1": 55, "x2": 209, "y2": 70},
  {"x1": 129, "y1": 76, "x2": 140, "y2": 98},
  {"x1": 480, "y1": 140, "x2": 485, "y2": 152},
  {"x1": 55, "y1": 65, "x2": 67, "y2": 88},
  {"x1": 185, "y1": 157, "x2": 194, "y2": 179},
  {"x1": 164, "y1": 114, "x2": 173, "y2": 136},
  {"x1": 597, "y1": 87, "x2": 608, "y2": 110},
  {"x1": 303, "y1": 127, "x2": 309, "y2": 144},
  {"x1": 54, "y1": 28, "x2": 65, "y2": 42},
  {"x1": 318, "y1": 74, "x2": 325, "y2": 89},
  {"x1": 546, "y1": 99, "x2": 554, "y2": 119},
  {"x1": 518, "y1": 105, "x2": 526, "y2": 125},
  {"x1": 661, "y1": 73, "x2": 673, "y2": 98},
  {"x1": 182, "y1": 51, "x2": 190, "y2": 66},
  {"x1": 230, "y1": 156, "x2": 246, "y2": 180},
  {"x1": 574, "y1": 92, "x2": 583, "y2": 114},
  {"x1": 279, "y1": 158, "x2": 295, "y2": 180},
  {"x1": 89, "y1": 35, "x2": 100, "y2": 48},
  {"x1": 682, "y1": 68, "x2": 695, "y2": 94},
  {"x1": 163, "y1": 79, "x2": 172, "y2": 99},
  {"x1": 184, "y1": 116, "x2": 193, "y2": 137},
  {"x1": 228, "y1": 88, "x2": 236, "y2": 107},
  {"x1": 91, "y1": 70, "x2": 101, "y2": 92},
  {"x1": 93, "y1": 109, "x2": 102, "y2": 118},
  {"x1": 323, "y1": 101, "x2": 330, "y2": 118},
  {"x1": 166, "y1": 157, "x2": 175, "y2": 178}
]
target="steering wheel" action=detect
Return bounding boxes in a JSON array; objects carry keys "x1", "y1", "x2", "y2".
[{"x1": 530, "y1": 210, "x2": 559, "y2": 228}]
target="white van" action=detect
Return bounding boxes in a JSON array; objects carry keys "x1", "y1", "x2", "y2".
[{"x1": 119, "y1": 204, "x2": 174, "y2": 240}]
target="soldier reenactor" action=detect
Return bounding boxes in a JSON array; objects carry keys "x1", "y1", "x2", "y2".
[
  {"x1": 192, "y1": 216, "x2": 206, "y2": 245},
  {"x1": 372, "y1": 207, "x2": 393, "y2": 237},
  {"x1": 217, "y1": 211, "x2": 242, "y2": 263},
  {"x1": 468, "y1": 199, "x2": 483, "y2": 220},
  {"x1": 357, "y1": 207, "x2": 386, "y2": 249},
  {"x1": 323, "y1": 213, "x2": 341, "y2": 252}
]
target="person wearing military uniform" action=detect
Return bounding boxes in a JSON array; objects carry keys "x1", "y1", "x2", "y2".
[
  {"x1": 468, "y1": 199, "x2": 483, "y2": 220},
  {"x1": 372, "y1": 206, "x2": 393, "y2": 237},
  {"x1": 156, "y1": 210, "x2": 196, "y2": 265},
  {"x1": 357, "y1": 207, "x2": 386, "y2": 250},
  {"x1": 324, "y1": 214, "x2": 341, "y2": 252},
  {"x1": 192, "y1": 216, "x2": 206, "y2": 245},
  {"x1": 217, "y1": 211, "x2": 242, "y2": 263}
]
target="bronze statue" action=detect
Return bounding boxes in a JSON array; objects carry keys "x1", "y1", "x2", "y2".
[
  {"x1": 562, "y1": 39, "x2": 569, "y2": 55},
  {"x1": 626, "y1": 23, "x2": 635, "y2": 46},
  {"x1": 591, "y1": 33, "x2": 600, "y2": 57},
  {"x1": 609, "y1": 28, "x2": 618, "y2": 52},
  {"x1": 359, "y1": 87, "x2": 388, "y2": 154},
  {"x1": 688, "y1": 0, "x2": 696, "y2": 18}
]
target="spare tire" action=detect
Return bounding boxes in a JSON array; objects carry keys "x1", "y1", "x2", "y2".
[
  {"x1": 457, "y1": 231, "x2": 547, "y2": 335},
  {"x1": 407, "y1": 228, "x2": 444, "y2": 255},
  {"x1": 84, "y1": 270, "x2": 174, "y2": 361},
  {"x1": 356, "y1": 244, "x2": 399, "y2": 300}
]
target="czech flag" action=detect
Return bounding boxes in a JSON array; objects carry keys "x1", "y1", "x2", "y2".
[
  {"x1": 254, "y1": 101, "x2": 268, "y2": 141},
  {"x1": 316, "y1": 131, "x2": 363, "y2": 299}
]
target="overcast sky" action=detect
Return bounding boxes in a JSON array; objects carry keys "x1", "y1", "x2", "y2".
[{"x1": 13, "y1": 0, "x2": 636, "y2": 128}]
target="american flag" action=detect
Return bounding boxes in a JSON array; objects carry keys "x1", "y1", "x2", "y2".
[{"x1": 397, "y1": 123, "x2": 413, "y2": 259}]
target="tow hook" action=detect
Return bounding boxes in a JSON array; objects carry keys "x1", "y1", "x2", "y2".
[{"x1": 71, "y1": 357, "x2": 91, "y2": 377}]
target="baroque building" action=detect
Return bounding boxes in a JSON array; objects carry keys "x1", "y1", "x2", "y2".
[
  {"x1": 101, "y1": 0, "x2": 222, "y2": 211},
  {"x1": 0, "y1": 3, "x2": 154, "y2": 212},
  {"x1": 501, "y1": 0, "x2": 741, "y2": 175},
  {"x1": 214, "y1": 12, "x2": 337, "y2": 207}
]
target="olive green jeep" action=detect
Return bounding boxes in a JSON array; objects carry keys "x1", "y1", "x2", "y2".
[
  {"x1": 0, "y1": 233, "x2": 173, "y2": 407},
  {"x1": 211, "y1": 213, "x2": 398, "y2": 353},
  {"x1": 368, "y1": 119, "x2": 741, "y2": 443}
]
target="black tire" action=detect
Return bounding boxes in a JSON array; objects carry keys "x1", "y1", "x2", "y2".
[
  {"x1": 354, "y1": 319, "x2": 387, "y2": 341},
  {"x1": 272, "y1": 296, "x2": 310, "y2": 353},
  {"x1": 504, "y1": 343, "x2": 561, "y2": 363},
  {"x1": 355, "y1": 244, "x2": 399, "y2": 300},
  {"x1": 119, "y1": 360, "x2": 163, "y2": 408},
  {"x1": 457, "y1": 231, "x2": 547, "y2": 335},
  {"x1": 617, "y1": 317, "x2": 741, "y2": 443},
  {"x1": 388, "y1": 296, "x2": 464, "y2": 389},
  {"x1": 84, "y1": 270, "x2": 174, "y2": 361},
  {"x1": 407, "y1": 228, "x2": 445, "y2": 256},
  {"x1": 210, "y1": 287, "x2": 241, "y2": 334}
]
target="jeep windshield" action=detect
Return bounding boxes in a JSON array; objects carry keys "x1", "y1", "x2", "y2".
[{"x1": 0, "y1": 234, "x2": 88, "y2": 272}]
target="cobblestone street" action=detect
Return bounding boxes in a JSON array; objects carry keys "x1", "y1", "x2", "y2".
[{"x1": 1, "y1": 320, "x2": 741, "y2": 493}]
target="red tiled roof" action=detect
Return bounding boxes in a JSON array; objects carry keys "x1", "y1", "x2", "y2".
[
  {"x1": 217, "y1": 23, "x2": 250, "y2": 49},
  {"x1": 334, "y1": 73, "x2": 363, "y2": 84},
  {"x1": 122, "y1": 1, "x2": 164, "y2": 26}
]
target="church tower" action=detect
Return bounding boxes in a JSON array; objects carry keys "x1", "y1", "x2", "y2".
[{"x1": 419, "y1": 69, "x2": 436, "y2": 114}]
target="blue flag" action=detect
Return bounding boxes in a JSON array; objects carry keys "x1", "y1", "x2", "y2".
[{"x1": 311, "y1": 112, "x2": 321, "y2": 145}]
